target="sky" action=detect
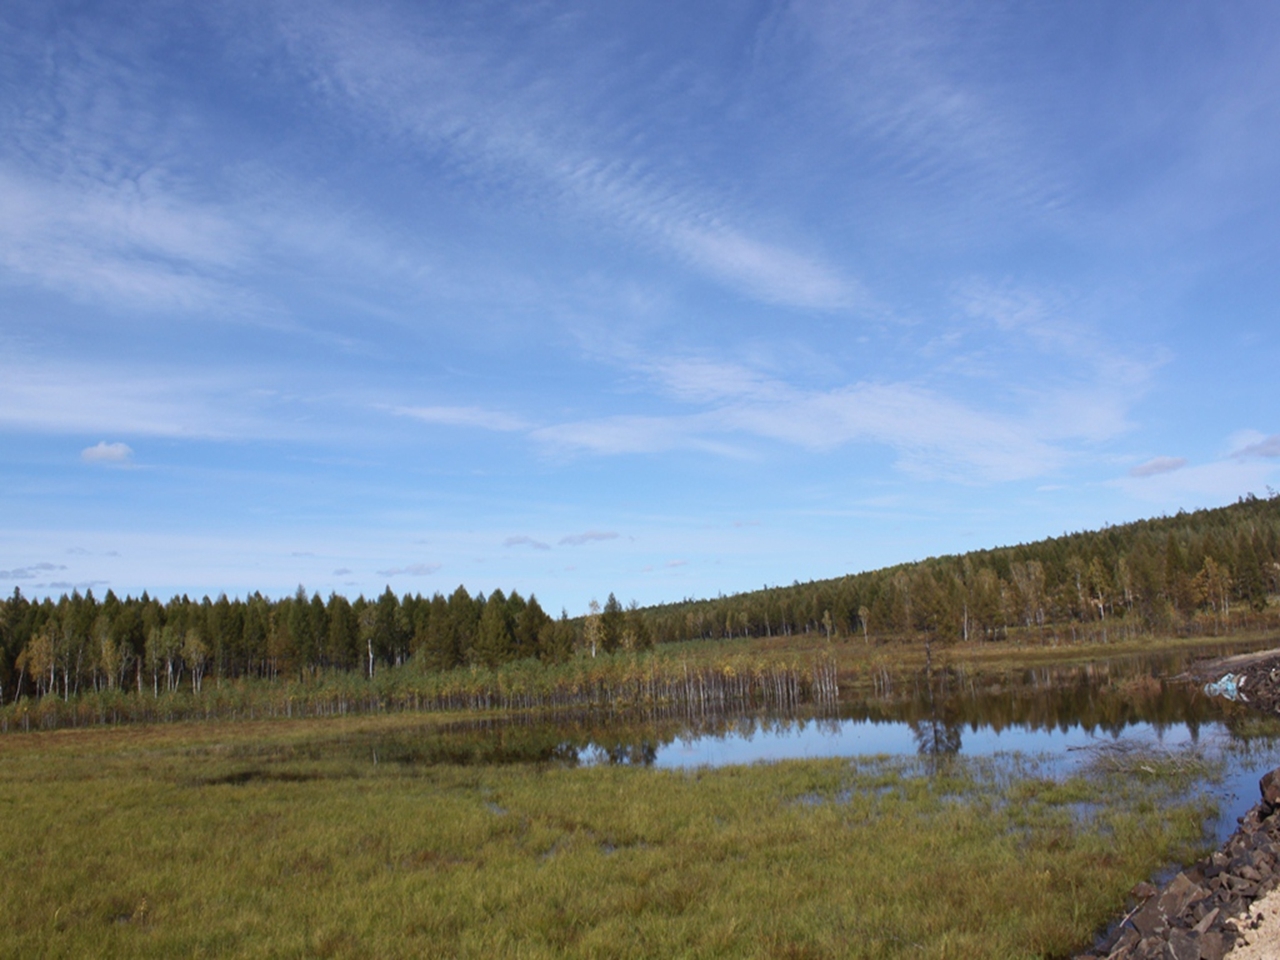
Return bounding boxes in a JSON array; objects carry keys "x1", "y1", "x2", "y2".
[{"x1": 2, "y1": 0, "x2": 1279, "y2": 612}]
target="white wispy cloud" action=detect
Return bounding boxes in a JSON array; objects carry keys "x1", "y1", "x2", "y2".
[
  {"x1": 0, "y1": 15, "x2": 464, "y2": 334},
  {"x1": 375, "y1": 563, "x2": 441, "y2": 577},
  {"x1": 786, "y1": 0, "x2": 1068, "y2": 216},
  {"x1": 504, "y1": 536, "x2": 550, "y2": 550},
  {"x1": 642, "y1": 357, "x2": 787, "y2": 405},
  {"x1": 0, "y1": 165, "x2": 256, "y2": 314},
  {"x1": 393, "y1": 405, "x2": 528, "y2": 432},
  {"x1": 0, "y1": 562, "x2": 67, "y2": 580},
  {"x1": 1129, "y1": 456, "x2": 1187, "y2": 478},
  {"x1": 39, "y1": 579, "x2": 111, "y2": 591},
  {"x1": 533, "y1": 414, "x2": 745, "y2": 459},
  {"x1": 559, "y1": 530, "x2": 619, "y2": 546},
  {"x1": 666, "y1": 224, "x2": 864, "y2": 311},
  {"x1": 264, "y1": 0, "x2": 858, "y2": 311},
  {"x1": 1114, "y1": 458, "x2": 1278, "y2": 504},
  {"x1": 81, "y1": 441, "x2": 134, "y2": 465},
  {"x1": 0, "y1": 350, "x2": 291, "y2": 439},
  {"x1": 535, "y1": 371, "x2": 1061, "y2": 482},
  {"x1": 1233, "y1": 433, "x2": 1280, "y2": 459}
]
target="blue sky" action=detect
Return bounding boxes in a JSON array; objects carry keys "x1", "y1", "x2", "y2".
[{"x1": 2, "y1": 0, "x2": 1278, "y2": 611}]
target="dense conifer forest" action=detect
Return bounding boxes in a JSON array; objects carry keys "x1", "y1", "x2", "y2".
[{"x1": 1, "y1": 493, "x2": 1278, "y2": 706}]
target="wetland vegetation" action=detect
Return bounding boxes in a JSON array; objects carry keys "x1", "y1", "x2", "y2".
[
  {"x1": 3, "y1": 496, "x2": 1280, "y2": 956},
  {"x1": 5, "y1": 635, "x2": 1280, "y2": 957},
  {"x1": 0, "y1": 709, "x2": 1238, "y2": 959}
]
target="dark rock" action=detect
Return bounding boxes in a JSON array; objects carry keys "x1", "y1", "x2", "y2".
[
  {"x1": 1132, "y1": 881, "x2": 1159, "y2": 900},
  {"x1": 1157, "y1": 873, "x2": 1206, "y2": 919},
  {"x1": 1164, "y1": 929, "x2": 1199, "y2": 960},
  {"x1": 1260, "y1": 767, "x2": 1280, "y2": 806},
  {"x1": 1132, "y1": 897, "x2": 1167, "y2": 939},
  {"x1": 1191, "y1": 907, "x2": 1219, "y2": 935},
  {"x1": 1113, "y1": 926, "x2": 1140, "y2": 954},
  {"x1": 1196, "y1": 930, "x2": 1226, "y2": 960}
]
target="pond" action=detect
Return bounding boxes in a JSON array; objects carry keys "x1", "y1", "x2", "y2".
[{"x1": 329, "y1": 640, "x2": 1280, "y2": 845}]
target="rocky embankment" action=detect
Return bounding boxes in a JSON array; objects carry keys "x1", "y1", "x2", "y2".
[
  {"x1": 1077, "y1": 649, "x2": 1280, "y2": 960},
  {"x1": 1076, "y1": 769, "x2": 1280, "y2": 959}
]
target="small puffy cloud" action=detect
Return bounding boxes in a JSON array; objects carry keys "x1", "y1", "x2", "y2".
[
  {"x1": 81, "y1": 441, "x2": 133, "y2": 464},
  {"x1": 332, "y1": 567, "x2": 352, "y2": 575},
  {"x1": 376, "y1": 563, "x2": 441, "y2": 577},
  {"x1": 1233, "y1": 434, "x2": 1280, "y2": 459},
  {"x1": 665, "y1": 559, "x2": 687, "y2": 568},
  {"x1": 1129, "y1": 456, "x2": 1187, "y2": 478},
  {"x1": 0, "y1": 562, "x2": 67, "y2": 579},
  {"x1": 504, "y1": 536, "x2": 550, "y2": 550},
  {"x1": 559, "y1": 530, "x2": 619, "y2": 546}
]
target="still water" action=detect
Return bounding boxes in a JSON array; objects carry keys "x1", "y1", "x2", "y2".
[{"x1": 351, "y1": 641, "x2": 1280, "y2": 844}]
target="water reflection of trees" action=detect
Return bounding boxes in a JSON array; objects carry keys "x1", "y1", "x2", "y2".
[
  {"x1": 326, "y1": 649, "x2": 1270, "y2": 769},
  {"x1": 910, "y1": 655, "x2": 963, "y2": 760},
  {"x1": 853, "y1": 656, "x2": 1225, "y2": 741},
  {"x1": 910, "y1": 716, "x2": 962, "y2": 757}
]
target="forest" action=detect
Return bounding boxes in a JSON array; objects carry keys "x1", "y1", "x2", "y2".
[
  {"x1": 1, "y1": 492, "x2": 1278, "y2": 707},
  {"x1": 642, "y1": 492, "x2": 1280, "y2": 645}
]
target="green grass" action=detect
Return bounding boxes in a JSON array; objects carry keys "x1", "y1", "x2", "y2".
[{"x1": 0, "y1": 713, "x2": 1219, "y2": 959}]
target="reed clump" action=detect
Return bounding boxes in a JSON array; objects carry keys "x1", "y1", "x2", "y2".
[{"x1": 0, "y1": 650, "x2": 841, "y2": 732}]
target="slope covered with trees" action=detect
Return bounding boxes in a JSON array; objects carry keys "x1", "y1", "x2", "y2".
[
  {"x1": 1, "y1": 494, "x2": 1277, "y2": 706},
  {"x1": 639, "y1": 493, "x2": 1280, "y2": 645}
]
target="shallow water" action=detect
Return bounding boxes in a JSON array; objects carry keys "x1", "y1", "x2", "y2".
[{"x1": 350, "y1": 639, "x2": 1280, "y2": 844}]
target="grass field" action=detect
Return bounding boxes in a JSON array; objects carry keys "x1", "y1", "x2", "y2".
[{"x1": 0, "y1": 706, "x2": 1222, "y2": 959}]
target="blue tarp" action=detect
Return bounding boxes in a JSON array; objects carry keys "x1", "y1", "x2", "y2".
[{"x1": 1204, "y1": 673, "x2": 1247, "y2": 701}]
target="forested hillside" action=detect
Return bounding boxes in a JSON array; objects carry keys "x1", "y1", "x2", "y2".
[
  {"x1": 1, "y1": 494, "x2": 1278, "y2": 705},
  {"x1": 641, "y1": 493, "x2": 1280, "y2": 645}
]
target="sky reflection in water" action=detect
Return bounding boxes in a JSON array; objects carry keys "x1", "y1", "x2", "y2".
[{"x1": 566, "y1": 645, "x2": 1280, "y2": 844}]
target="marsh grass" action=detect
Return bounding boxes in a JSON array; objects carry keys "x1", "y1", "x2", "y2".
[
  {"x1": 4, "y1": 629, "x2": 1270, "y2": 734},
  {"x1": 0, "y1": 714, "x2": 1219, "y2": 958}
]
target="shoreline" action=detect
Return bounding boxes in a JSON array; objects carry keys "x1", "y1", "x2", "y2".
[
  {"x1": 1075, "y1": 772, "x2": 1280, "y2": 959},
  {"x1": 1078, "y1": 651, "x2": 1280, "y2": 959}
]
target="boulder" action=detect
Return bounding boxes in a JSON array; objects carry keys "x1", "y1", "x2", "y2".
[{"x1": 1261, "y1": 767, "x2": 1280, "y2": 806}]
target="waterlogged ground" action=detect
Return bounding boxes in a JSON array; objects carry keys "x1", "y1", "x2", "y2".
[
  {"x1": 323, "y1": 642, "x2": 1280, "y2": 845},
  {"x1": 3, "y1": 639, "x2": 1280, "y2": 958},
  {"x1": 0, "y1": 721, "x2": 1227, "y2": 958}
]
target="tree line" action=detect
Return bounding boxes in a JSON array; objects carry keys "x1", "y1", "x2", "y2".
[
  {"x1": 0, "y1": 584, "x2": 652, "y2": 705},
  {"x1": 636, "y1": 493, "x2": 1280, "y2": 645},
  {"x1": 1, "y1": 494, "x2": 1278, "y2": 705}
]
